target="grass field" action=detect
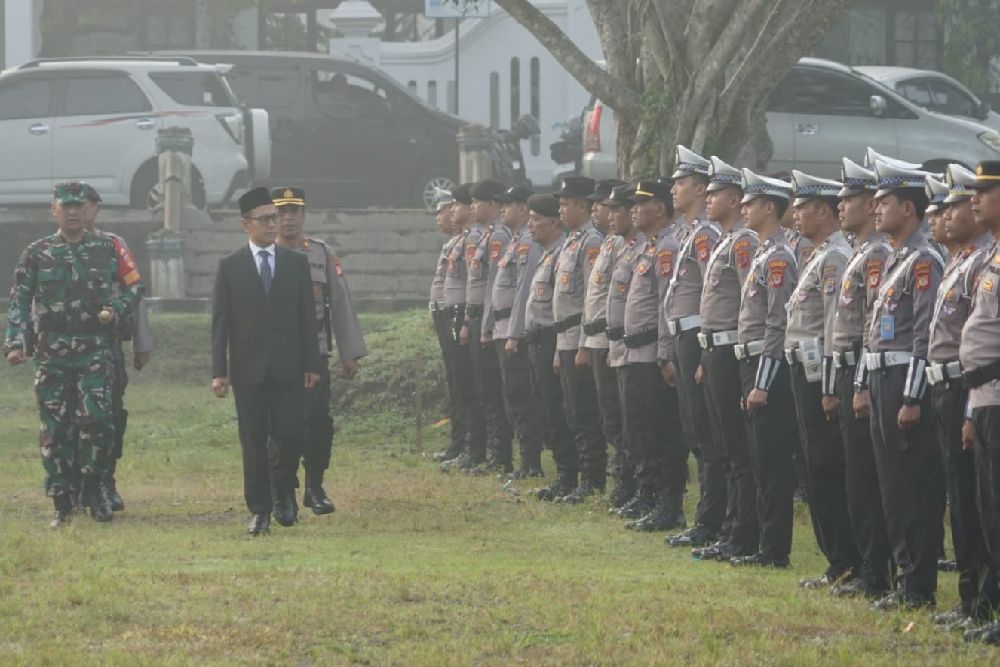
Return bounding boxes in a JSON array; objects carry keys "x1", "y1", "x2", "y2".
[{"x1": 0, "y1": 311, "x2": 994, "y2": 665}]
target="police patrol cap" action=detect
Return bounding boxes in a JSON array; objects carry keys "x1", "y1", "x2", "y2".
[
  {"x1": 271, "y1": 186, "x2": 305, "y2": 207},
  {"x1": 587, "y1": 178, "x2": 626, "y2": 202},
  {"x1": 873, "y1": 160, "x2": 933, "y2": 200},
  {"x1": 631, "y1": 180, "x2": 672, "y2": 203},
  {"x1": 434, "y1": 187, "x2": 454, "y2": 212},
  {"x1": 863, "y1": 147, "x2": 921, "y2": 171},
  {"x1": 924, "y1": 175, "x2": 949, "y2": 214},
  {"x1": 606, "y1": 184, "x2": 636, "y2": 208},
  {"x1": 239, "y1": 187, "x2": 273, "y2": 215},
  {"x1": 672, "y1": 145, "x2": 710, "y2": 179},
  {"x1": 470, "y1": 179, "x2": 507, "y2": 202},
  {"x1": 838, "y1": 157, "x2": 877, "y2": 198},
  {"x1": 706, "y1": 156, "x2": 742, "y2": 193},
  {"x1": 971, "y1": 161, "x2": 1000, "y2": 189},
  {"x1": 554, "y1": 176, "x2": 596, "y2": 199},
  {"x1": 451, "y1": 183, "x2": 474, "y2": 205},
  {"x1": 791, "y1": 170, "x2": 842, "y2": 207},
  {"x1": 53, "y1": 181, "x2": 88, "y2": 205},
  {"x1": 740, "y1": 169, "x2": 791, "y2": 204},
  {"x1": 942, "y1": 164, "x2": 977, "y2": 204},
  {"x1": 527, "y1": 194, "x2": 560, "y2": 218},
  {"x1": 495, "y1": 184, "x2": 534, "y2": 204}
]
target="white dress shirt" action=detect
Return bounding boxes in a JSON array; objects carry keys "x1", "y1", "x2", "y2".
[{"x1": 248, "y1": 240, "x2": 276, "y2": 277}]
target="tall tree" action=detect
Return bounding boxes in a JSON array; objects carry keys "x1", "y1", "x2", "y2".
[
  {"x1": 938, "y1": 0, "x2": 1000, "y2": 97},
  {"x1": 493, "y1": 0, "x2": 856, "y2": 176}
]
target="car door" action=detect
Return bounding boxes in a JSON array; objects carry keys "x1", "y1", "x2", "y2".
[
  {"x1": 0, "y1": 73, "x2": 57, "y2": 202},
  {"x1": 786, "y1": 67, "x2": 899, "y2": 178},
  {"x1": 50, "y1": 71, "x2": 157, "y2": 198}
]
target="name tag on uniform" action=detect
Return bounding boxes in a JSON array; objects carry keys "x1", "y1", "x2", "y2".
[{"x1": 879, "y1": 315, "x2": 895, "y2": 341}]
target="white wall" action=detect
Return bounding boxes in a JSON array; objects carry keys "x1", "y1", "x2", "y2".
[
  {"x1": 2, "y1": 0, "x2": 42, "y2": 69},
  {"x1": 331, "y1": 0, "x2": 603, "y2": 187}
]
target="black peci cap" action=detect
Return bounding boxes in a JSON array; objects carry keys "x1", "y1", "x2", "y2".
[
  {"x1": 496, "y1": 184, "x2": 534, "y2": 203},
  {"x1": 470, "y1": 179, "x2": 508, "y2": 202},
  {"x1": 239, "y1": 187, "x2": 273, "y2": 216},
  {"x1": 554, "y1": 176, "x2": 596, "y2": 199}
]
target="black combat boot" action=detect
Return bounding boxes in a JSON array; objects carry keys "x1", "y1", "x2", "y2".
[
  {"x1": 50, "y1": 493, "x2": 73, "y2": 528},
  {"x1": 625, "y1": 493, "x2": 686, "y2": 532},
  {"x1": 608, "y1": 477, "x2": 636, "y2": 513},
  {"x1": 101, "y1": 473, "x2": 125, "y2": 512},
  {"x1": 556, "y1": 479, "x2": 597, "y2": 505},
  {"x1": 303, "y1": 471, "x2": 335, "y2": 515},
  {"x1": 81, "y1": 476, "x2": 112, "y2": 522},
  {"x1": 535, "y1": 471, "x2": 577, "y2": 501},
  {"x1": 614, "y1": 492, "x2": 654, "y2": 519}
]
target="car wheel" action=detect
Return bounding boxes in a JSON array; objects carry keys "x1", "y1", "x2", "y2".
[{"x1": 414, "y1": 170, "x2": 456, "y2": 212}]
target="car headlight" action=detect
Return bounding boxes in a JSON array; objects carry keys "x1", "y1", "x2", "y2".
[{"x1": 979, "y1": 131, "x2": 1000, "y2": 154}]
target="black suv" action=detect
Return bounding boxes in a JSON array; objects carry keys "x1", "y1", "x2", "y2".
[{"x1": 157, "y1": 50, "x2": 464, "y2": 209}]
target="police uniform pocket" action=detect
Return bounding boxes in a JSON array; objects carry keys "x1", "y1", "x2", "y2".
[{"x1": 556, "y1": 270, "x2": 577, "y2": 293}]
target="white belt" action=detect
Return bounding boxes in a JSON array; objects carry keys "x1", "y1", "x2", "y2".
[
  {"x1": 864, "y1": 351, "x2": 912, "y2": 370},
  {"x1": 833, "y1": 349, "x2": 859, "y2": 367},
  {"x1": 926, "y1": 360, "x2": 962, "y2": 385},
  {"x1": 697, "y1": 330, "x2": 739, "y2": 350},
  {"x1": 666, "y1": 315, "x2": 701, "y2": 336},
  {"x1": 733, "y1": 340, "x2": 765, "y2": 360}
]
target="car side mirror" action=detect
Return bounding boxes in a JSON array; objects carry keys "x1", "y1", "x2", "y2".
[{"x1": 870, "y1": 95, "x2": 888, "y2": 118}]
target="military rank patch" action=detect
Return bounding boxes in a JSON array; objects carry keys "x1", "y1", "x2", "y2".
[
  {"x1": 695, "y1": 234, "x2": 710, "y2": 262},
  {"x1": 657, "y1": 249, "x2": 674, "y2": 277},
  {"x1": 983, "y1": 277, "x2": 995, "y2": 294},
  {"x1": 768, "y1": 259, "x2": 787, "y2": 287},
  {"x1": 114, "y1": 238, "x2": 142, "y2": 287},
  {"x1": 914, "y1": 260, "x2": 932, "y2": 290},
  {"x1": 734, "y1": 239, "x2": 752, "y2": 269}
]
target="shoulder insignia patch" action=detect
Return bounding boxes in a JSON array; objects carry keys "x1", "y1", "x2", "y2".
[
  {"x1": 734, "y1": 238, "x2": 752, "y2": 269},
  {"x1": 914, "y1": 260, "x2": 932, "y2": 291},
  {"x1": 768, "y1": 259, "x2": 787, "y2": 288},
  {"x1": 657, "y1": 249, "x2": 674, "y2": 277},
  {"x1": 695, "y1": 233, "x2": 710, "y2": 262}
]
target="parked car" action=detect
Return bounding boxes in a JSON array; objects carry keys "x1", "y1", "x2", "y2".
[
  {"x1": 0, "y1": 56, "x2": 269, "y2": 208},
  {"x1": 580, "y1": 57, "x2": 1000, "y2": 179},
  {"x1": 155, "y1": 50, "x2": 492, "y2": 210},
  {"x1": 854, "y1": 65, "x2": 1000, "y2": 134}
]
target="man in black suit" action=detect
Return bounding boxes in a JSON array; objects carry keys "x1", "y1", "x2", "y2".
[{"x1": 211, "y1": 187, "x2": 320, "y2": 535}]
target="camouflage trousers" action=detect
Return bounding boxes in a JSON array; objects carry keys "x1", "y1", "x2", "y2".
[{"x1": 34, "y1": 346, "x2": 115, "y2": 497}]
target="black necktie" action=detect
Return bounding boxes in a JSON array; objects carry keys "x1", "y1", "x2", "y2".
[{"x1": 258, "y1": 250, "x2": 272, "y2": 294}]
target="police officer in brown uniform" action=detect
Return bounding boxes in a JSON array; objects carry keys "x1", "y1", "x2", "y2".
[
  {"x1": 488, "y1": 184, "x2": 544, "y2": 477},
  {"x1": 615, "y1": 180, "x2": 686, "y2": 531},
  {"x1": 602, "y1": 185, "x2": 644, "y2": 512},
  {"x1": 523, "y1": 195, "x2": 577, "y2": 500},
  {"x1": 465, "y1": 179, "x2": 515, "y2": 474},
  {"x1": 784, "y1": 172, "x2": 862, "y2": 586},
  {"x1": 441, "y1": 184, "x2": 487, "y2": 471},
  {"x1": 273, "y1": 187, "x2": 367, "y2": 513},
  {"x1": 578, "y1": 179, "x2": 626, "y2": 504},
  {"x1": 865, "y1": 160, "x2": 946, "y2": 611},
  {"x1": 926, "y1": 165, "x2": 998, "y2": 628},
  {"x1": 723, "y1": 170, "x2": 798, "y2": 568},
  {"x1": 960, "y1": 160, "x2": 1000, "y2": 645},
  {"x1": 552, "y1": 177, "x2": 607, "y2": 501},
  {"x1": 826, "y1": 157, "x2": 893, "y2": 599},
  {"x1": 681, "y1": 157, "x2": 759, "y2": 551}
]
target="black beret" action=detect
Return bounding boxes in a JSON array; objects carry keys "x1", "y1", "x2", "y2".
[
  {"x1": 239, "y1": 186, "x2": 273, "y2": 216},
  {"x1": 271, "y1": 186, "x2": 306, "y2": 207},
  {"x1": 470, "y1": 179, "x2": 508, "y2": 202},
  {"x1": 451, "y1": 183, "x2": 474, "y2": 205},
  {"x1": 496, "y1": 184, "x2": 534, "y2": 203},
  {"x1": 527, "y1": 194, "x2": 560, "y2": 218},
  {"x1": 554, "y1": 176, "x2": 596, "y2": 199}
]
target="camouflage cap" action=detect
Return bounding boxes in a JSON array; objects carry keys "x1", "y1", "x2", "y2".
[
  {"x1": 80, "y1": 182, "x2": 102, "y2": 203},
  {"x1": 53, "y1": 182, "x2": 88, "y2": 205}
]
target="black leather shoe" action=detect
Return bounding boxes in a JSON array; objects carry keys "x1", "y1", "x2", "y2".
[
  {"x1": 535, "y1": 473, "x2": 576, "y2": 501},
  {"x1": 933, "y1": 608, "x2": 969, "y2": 626},
  {"x1": 614, "y1": 494, "x2": 654, "y2": 519},
  {"x1": 692, "y1": 541, "x2": 742, "y2": 561},
  {"x1": 872, "y1": 590, "x2": 935, "y2": 612},
  {"x1": 82, "y1": 477, "x2": 112, "y2": 522},
  {"x1": 440, "y1": 452, "x2": 470, "y2": 472},
  {"x1": 608, "y1": 482, "x2": 636, "y2": 510},
  {"x1": 248, "y1": 512, "x2": 271, "y2": 536},
  {"x1": 799, "y1": 571, "x2": 844, "y2": 589},
  {"x1": 432, "y1": 445, "x2": 463, "y2": 462},
  {"x1": 730, "y1": 552, "x2": 791, "y2": 569},
  {"x1": 829, "y1": 578, "x2": 886, "y2": 600},
  {"x1": 937, "y1": 558, "x2": 959, "y2": 572},
  {"x1": 50, "y1": 493, "x2": 73, "y2": 528},
  {"x1": 101, "y1": 475, "x2": 125, "y2": 512},
  {"x1": 666, "y1": 523, "x2": 716, "y2": 548},
  {"x1": 273, "y1": 492, "x2": 298, "y2": 527},
  {"x1": 303, "y1": 486, "x2": 335, "y2": 515},
  {"x1": 556, "y1": 480, "x2": 597, "y2": 504},
  {"x1": 625, "y1": 502, "x2": 686, "y2": 532},
  {"x1": 964, "y1": 620, "x2": 1000, "y2": 644}
]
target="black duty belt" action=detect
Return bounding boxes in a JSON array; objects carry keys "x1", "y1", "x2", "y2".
[
  {"x1": 493, "y1": 307, "x2": 512, "y2": 320},
  {"x1": 606, "y1": 326, "x2": 625, "y2": 341},
  {"x1": 963, "y1": 359, "x2": 1000, "y2": 391},
  {"x1": 525, "y1": 327, "x2": 554, "y2": 344},
  {"x1": 465, "y1": 304, "x2": 484, "y2": 319},
  {"x1": 553, "y1": 313, "x2": 582, "y2": 334},
  {"x1": 624, "y1": 329, "x2": 658, "y2": 349},
  {"x1": 583, "y1": 318, "x2": 607, "y2": 336}
]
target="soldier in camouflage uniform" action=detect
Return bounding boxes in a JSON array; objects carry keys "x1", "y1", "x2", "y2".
[
  {"x1": 273, "y1": 187, "x2": 367, "y2": 514},
  {"x1": 5, "y1": 183, "x2": 141, "y2": 526}
]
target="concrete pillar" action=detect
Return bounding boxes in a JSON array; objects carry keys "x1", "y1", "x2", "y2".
[
  {"x1": 457, "y1": 124, "x2": 496, "y2": 182},
  {"x1": 145, "y1": 232, "x2": 187, "y2": 299},
  {"x1": 147, "y1": 127, "x2": 194, "y2": 298}
]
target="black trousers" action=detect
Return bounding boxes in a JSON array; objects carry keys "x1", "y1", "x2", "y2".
[
  {"x1": 452, "y1": 310, "x2": 486, "y2": 459},
  {"x1": 433, "y1": 310, "x2": 465, "y2": 455},
  {"x1": 674, "y1": 329, "x2": 724, "y2": 529},
  {"x1": 740, "y1": 358, "x2": 795, "y2": 560},
  {"x1": 300, "y1": 360, "x2": 334, "y2": 482},
  {"x1": 467, "y1": 316, "x2": 512, "y2": 463},
  {"x1": 790, "y1": 363, "x2": 861, "y2": 577},
  {"x1": 973, "y1": 406, "x2": 1000, "y2": 580},
  {"x1": 232, "y1": 379, "x2": 307, "y2": 514},
  {"x1": 527, "y1": 329, "x2": 576, "y2": 477},
  {"x1": 558, "y1": 348, "x2": 607, "y2": 487},
  {"x1": 495, "y1": 339, "x2": 543, "y2": 469},
  {"x1": 590, "y1": 347, "x2": 627, "y2": 489},
  {"x1": 935, "y1": 384, "x2": 999, "y2": 619},
  {"x1": 869, "y1": 366, "x2": 946, "y2": 598},
  {"x1": 620, "y1": 363, "x2": 688, "y2": 499},
  {"x1": 837, "y1": 364, "x2": 893, "y2": 593},
  {"x1": 703, "y1": 344, "x2": 756, "y2": 543}
]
